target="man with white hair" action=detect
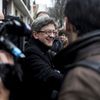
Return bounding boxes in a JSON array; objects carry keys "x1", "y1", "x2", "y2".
[{"x1": 23, "y1": 16, "x2": 63, "y2": 100}]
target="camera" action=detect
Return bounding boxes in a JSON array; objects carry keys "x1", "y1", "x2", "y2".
[{"x1": 0, "y1": 16, "x2": 32, "y2": 58}]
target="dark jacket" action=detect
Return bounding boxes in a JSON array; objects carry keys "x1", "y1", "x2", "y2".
[
  {"x1": 22, "y1": 38, "x2": 63, "y2": 100},
  {"x1": 53, "y1": 31, "x2": 100, "y2": 100}
]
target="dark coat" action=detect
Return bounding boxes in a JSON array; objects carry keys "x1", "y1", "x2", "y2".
[
  {"x1": 53, "y1": 31, "x2": 100, "y2": 100},
  {"x1": 22, "y1": 38, "x2": 63, "y2": 100}
]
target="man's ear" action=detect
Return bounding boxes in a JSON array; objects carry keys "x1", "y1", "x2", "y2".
[{"x1": 32, "y1": 32, "x2": 39, "y2": 39}]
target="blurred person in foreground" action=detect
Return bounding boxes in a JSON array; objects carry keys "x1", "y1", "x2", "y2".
[
  {"x1": 0, "y1": 11, "x2": 23, "y2": 100},
  {"x1": 22, "y1": 16, "x2": 63, "y2": 100},
  {"x1": 0, "y1": 50, "x2": 22, "y2": 100},
  {"x1": 53, "y1": 0, "x2": 100, "y2": 100}
]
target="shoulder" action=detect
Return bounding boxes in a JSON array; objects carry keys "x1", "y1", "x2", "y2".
[{"x1": 63, "y1": 66, "x2": 100, "y2": 85}]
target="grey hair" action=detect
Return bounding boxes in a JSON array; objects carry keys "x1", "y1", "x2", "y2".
[{"x1": 31, "y1": 16, "x2": 57, "y2": 33}]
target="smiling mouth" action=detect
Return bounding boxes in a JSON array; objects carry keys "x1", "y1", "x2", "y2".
[{"x1": 47, "y1": 38, "x2": 53, "y2": 42}]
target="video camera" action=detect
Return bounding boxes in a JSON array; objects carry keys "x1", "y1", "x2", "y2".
[{"x1": 0, "y1": 16, "x2": 32, "y2": 58}]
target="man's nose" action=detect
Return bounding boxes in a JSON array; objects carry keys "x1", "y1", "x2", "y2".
[{"x1": 49, "y1": 32, "x2": 55, "y2": 38}]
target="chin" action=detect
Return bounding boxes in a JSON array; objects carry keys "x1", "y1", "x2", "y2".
[
  {"x1": 46, "y1": 42, "x2": 52, "y2": 47},
  {"x1": 47, "y1": 45, "x2": 52, "y2": 47},
  {"x1": 47, "y1": 44, "x2": 52, "y2": 47}
]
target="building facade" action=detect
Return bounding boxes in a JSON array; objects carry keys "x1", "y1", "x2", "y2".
[
  {"x1": 2, "y1": 0, "x2": 33, "y2": 23},
  {"x1": 1, "y1": 0, "x2": 34, "y2": 51}
]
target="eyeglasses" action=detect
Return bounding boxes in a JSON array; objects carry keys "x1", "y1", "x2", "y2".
[{"x1": 38, "y1": 30, "x2": 58, "y2": 35}]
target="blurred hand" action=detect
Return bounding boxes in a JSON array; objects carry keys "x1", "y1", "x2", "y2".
[{"x1": 0, "y1": 50, "x2": 14, "y2": 65}]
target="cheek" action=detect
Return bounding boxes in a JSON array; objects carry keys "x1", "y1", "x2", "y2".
[
  {"x1": 44, "y1": 37, "x2": 54, "y2": 46},
  {"x1": 37, "y1": 35, "x2": 47, "y2": 44},
  {"x1": 38, "y1": 35, "x2": 46, "y2": 41}
]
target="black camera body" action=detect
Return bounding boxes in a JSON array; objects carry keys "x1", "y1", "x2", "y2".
[{"x1": 0, "y1": 16, "x2": 32, "y2": 58}]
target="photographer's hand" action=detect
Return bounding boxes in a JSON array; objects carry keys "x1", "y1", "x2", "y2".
[{"x1": 0, "y1": 50, "x2": 14, "y2": 65}]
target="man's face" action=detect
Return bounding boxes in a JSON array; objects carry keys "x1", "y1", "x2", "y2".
[
  {"x1": 33, "y1": 24, "x2": 57, "y2": 47},
  {"x1": 64, "y1": 17, "x2": 78, "y2": 43}
]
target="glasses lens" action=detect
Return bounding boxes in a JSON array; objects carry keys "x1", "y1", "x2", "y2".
[{"x1": 38, "y1": 30, "x2": 58, "y2": 36}]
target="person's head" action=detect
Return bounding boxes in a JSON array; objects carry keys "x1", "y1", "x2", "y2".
[
  {"x1": 59, "y1": 30, "x2": 69, "y2": 47},
  {"x1": 31, "y1": 16, "x2": 57, "y2": 47},
  {"x1": 36, "y1": 11, "x2": 49, "y2": 18},
  {"x1": 64, "y1": 0, "x2": 100, "y2": 37}
]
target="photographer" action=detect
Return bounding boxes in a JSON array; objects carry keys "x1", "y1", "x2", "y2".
[
  {"x1": 0, "y1": 11, "x2": 15, "y2": 100},
  {"x1": 0, "y1": 50, "x2": 23, "y2": 100},
  {"x1": 0, "y1": 12, "x2": 31, "y2": 100}
]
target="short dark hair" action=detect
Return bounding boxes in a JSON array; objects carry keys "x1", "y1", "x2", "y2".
[{"x1": 64, "y1": 0, "x2": 100, "y2": 36}]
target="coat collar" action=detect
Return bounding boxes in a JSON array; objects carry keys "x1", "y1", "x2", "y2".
[{"x1": 29, "y1": 38, "x2": 50, "y2": 53}]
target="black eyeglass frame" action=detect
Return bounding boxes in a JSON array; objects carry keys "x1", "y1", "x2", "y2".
[{"x1": 37, "y1": 30, "x2": 58, "y2": 35}]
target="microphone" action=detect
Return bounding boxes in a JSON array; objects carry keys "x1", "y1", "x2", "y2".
[{"x1": 0, "y1": 36, "x2": 25, "y2": 58}]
